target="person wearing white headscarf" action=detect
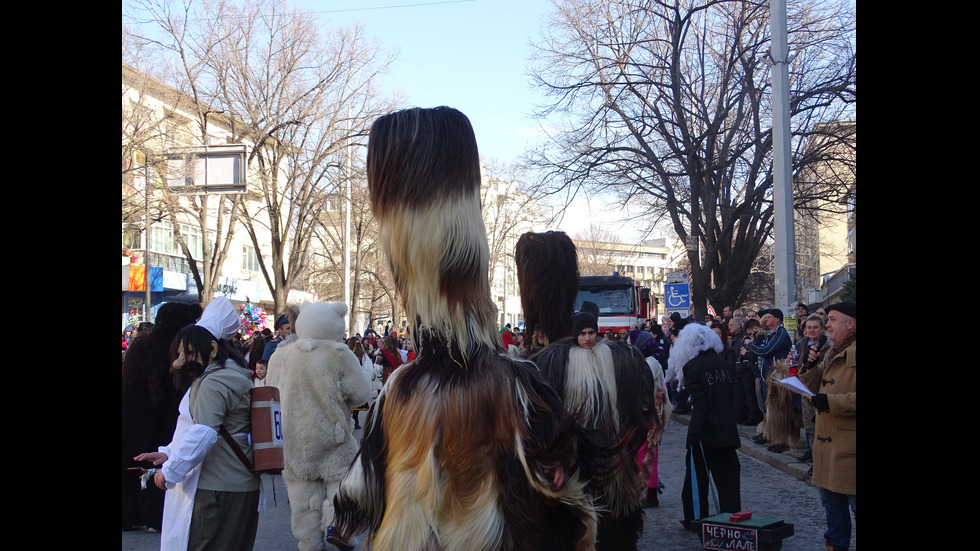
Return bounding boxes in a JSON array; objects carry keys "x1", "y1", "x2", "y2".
[{"x1": 667, "y1": 322, "x2": 742, "y2": 531}]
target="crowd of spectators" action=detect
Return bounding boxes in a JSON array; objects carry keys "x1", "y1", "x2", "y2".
[{"x1": 123, "y1": 298, "x2": 853, "y2": 549}]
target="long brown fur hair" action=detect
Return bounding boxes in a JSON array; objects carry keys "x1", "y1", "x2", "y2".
[
  {"x1": 763, "y1": 360, "x2": 803, "y2": 445},
  {"x1": 330, "y1": 107, "x2": 596, "y2": 551},
  {"x1": 367, "y1": 106, "x2": 499, "y2": 365}
]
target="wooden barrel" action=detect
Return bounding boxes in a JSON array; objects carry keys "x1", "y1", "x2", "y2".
[{"x1": 249, "y1": 386, "x2": 284, "y2": 473}]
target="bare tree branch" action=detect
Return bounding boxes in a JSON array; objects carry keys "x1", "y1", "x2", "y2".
[{"x1": 527, "y1": 0, "x2": 855, "y2": 317}]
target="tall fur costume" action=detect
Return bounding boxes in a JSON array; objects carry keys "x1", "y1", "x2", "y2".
[
  {"x1": 329, "y1": 107, "x2": 596, "y2": 551},
  {"x1": 121, "y1": 302, "x2": 198, "y2": 531},
  {"x1": 530, "y1": 337, "x2": 655, "y2": 551},
  {"x1": 279, "y1": 301, "x2": 372, "y2": 551},
  {"x1": 514, "y1": 231, "x2": 579, "y2": 355},
  {"x1": 515, "y1": 228, "x2": 653, "y2": 550},
  {"x1": 762, "y1": 360, "x2": 802, "y2": 446}
]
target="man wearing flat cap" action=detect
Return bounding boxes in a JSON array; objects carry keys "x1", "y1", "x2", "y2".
[
  {"x1": 742, "y1": 308, "x2": 792, "y2": 419},
  {"x1": 261, "y1": 313, "x2": 292, "y2": 363},
  {"x1": 799, "y1": 301, "x2": 856, "y2": 551}
]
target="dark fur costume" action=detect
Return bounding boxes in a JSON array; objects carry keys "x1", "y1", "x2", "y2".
[
  {"x1": 329, "y1": 107, "x2": 596, "y2": 551},
  {"x1": 514, "y1": 231, "x2": 579, "y2": 355},
  {"x1": 121, "y1": 302, "x2": 198, "y2": 531},
  {"x1": 530, "y1": 339, "x2": 655, "y2": 551},
  {"x1": 515, "y1": 230, "x2": 654, "y2": 550}
]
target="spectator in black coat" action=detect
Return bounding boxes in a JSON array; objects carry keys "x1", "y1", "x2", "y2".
[{"x1": 667, "y1": 322, "x2": 742, "y2": 530}]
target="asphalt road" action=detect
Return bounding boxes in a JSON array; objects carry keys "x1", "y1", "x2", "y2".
[{"x1": 123, "y1": 411, "x2": 853, "y2": 550}]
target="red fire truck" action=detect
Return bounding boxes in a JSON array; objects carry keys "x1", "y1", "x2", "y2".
[{"x1": 574, "y1": 275, "x2": 652, "y2": 335}]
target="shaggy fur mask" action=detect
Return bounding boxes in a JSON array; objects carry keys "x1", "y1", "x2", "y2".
[
  {"x1": 294, "y1": 301, "x2": 347, "y2": 342},
  {"x1": 665, "y1": 323, "x2": 723, "y2": 390}
]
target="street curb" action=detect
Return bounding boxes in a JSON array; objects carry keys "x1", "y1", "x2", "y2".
[{"x1": 670, "y1": 412, "x2": 813, "y2": 483}]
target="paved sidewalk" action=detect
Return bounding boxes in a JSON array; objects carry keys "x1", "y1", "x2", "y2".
[
  {"x1": 124, "y1": 411, "x2": 821, "y2": 551},
  {"x1": 670, "y1": 411, "x2": 812, "y2": 482}
]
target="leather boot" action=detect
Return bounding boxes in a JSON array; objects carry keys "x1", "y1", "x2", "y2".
[{"x1": 825, "y1": 541, "x2": 848, "y2": 551}]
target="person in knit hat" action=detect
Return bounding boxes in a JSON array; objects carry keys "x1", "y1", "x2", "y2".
[
  {"x1": 571, "y1": 311, "x2": 599, "y2": 350},
  {"x1": 532, "y1": 308, "x2": 655, "y2": 550}
]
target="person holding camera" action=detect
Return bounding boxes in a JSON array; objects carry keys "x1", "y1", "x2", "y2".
[{"x1": 734, "y1": 319, "x2": 764, "y2": 426}]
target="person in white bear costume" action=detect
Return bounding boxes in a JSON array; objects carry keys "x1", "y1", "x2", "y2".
[{"x1": 278, "y1": 301, "x2": 372, "y2": 551}]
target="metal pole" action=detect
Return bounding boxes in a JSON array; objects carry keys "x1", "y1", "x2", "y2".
[
  {"x1": 145, "y1": 155, "x2": 152, "y2": 323},
  {"x1": 771, "y1": 0, "x2": 796, "y2": 313},
  {"x1": 344, "y1": 111, "x2": 352, "y2": 334}
]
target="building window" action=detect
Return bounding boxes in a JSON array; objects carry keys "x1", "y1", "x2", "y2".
[
  {"x1": 150, "y1": 222, "x2": 176, "y2": 255},
  {"x1": 181, "y1": 224, "x2": 206, "y2": 260},
  {"x1": 149, "y1": 222, "x2": 207, "y2": 260},
  {"x1": 243, "y1": 245, "x2": 261, "y2": 272}
]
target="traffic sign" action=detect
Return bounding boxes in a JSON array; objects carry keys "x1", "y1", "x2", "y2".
[{"x1": 664, "y1": 283, "x2": 690, "y2": 310}]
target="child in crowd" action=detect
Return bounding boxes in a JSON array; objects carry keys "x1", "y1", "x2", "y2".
[{"x1": 254, "y1": 359, "x2": 268, "y2": 387}]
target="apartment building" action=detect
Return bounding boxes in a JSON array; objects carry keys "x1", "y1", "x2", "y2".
[
  {"x1": 121, "y1": 64, "x2": 316, "y2": 330},
  {"x1": 794, "y1": 120, "x2": 856, "y2": 306},
  {"x1": 572, "y1": 236, "x2": 683, "y2": 320}
]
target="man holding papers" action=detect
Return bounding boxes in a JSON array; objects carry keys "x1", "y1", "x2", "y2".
[{"x1": 798, "y1": 302, "x2": 856, "y2": 551}]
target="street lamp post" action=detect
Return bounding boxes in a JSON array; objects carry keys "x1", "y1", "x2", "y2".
[{"x1": 771, "y1": 0, "x2": 797, "y2": 313}]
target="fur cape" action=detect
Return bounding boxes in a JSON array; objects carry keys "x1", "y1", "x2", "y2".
[
  {"x1": 530, "y1": 338, "x2": 655, "y2": 550},
  {"x1": 329, "y1": 107, "x2": 596, "y2": 551}
]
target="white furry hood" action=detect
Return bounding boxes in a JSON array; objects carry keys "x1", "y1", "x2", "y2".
[{"x1": 665, "y1": 323, "x2": 723, "y2": 390}]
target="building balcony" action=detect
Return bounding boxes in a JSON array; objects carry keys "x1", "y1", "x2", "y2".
[{"x1": 821, "y1": 263, "x2": 855, "y2": 303}]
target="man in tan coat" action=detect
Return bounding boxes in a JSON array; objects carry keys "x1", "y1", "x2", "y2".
[{"x1": 800, "y1": 301, "x2": 855, "y2": 551}]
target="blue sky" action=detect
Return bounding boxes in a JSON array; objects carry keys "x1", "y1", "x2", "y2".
[
  {"x1": 302, "y1": 0, "x2": 555, "y2": 165},
  {"x1": 205, "y1": 0, "x2": 673, "y2": 241},
  {"x1": 300, "y1": 1, "x2": 655, "y2": 238}
]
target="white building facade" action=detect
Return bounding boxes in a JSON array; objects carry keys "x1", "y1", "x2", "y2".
[{"x1": 122, "y1": 64, "x2": 316, "y2": 331}]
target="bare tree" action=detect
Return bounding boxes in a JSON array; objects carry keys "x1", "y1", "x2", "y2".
[
  {"x1": 125, "y1": 0, "x2": 398, "y2": 313},
  {"x1": 212, "y1": 0, "x2": 397, "y2": 315},
  {"x1": 122, "y1": 62, "x2": 246, "y2": 307},
  {"x1": 122, "y1": 66, "x2": 169, "y2": 228},
  {"x1": 124, "y1": 0, "x2": 251, "y2": 307},
  {"x1": 573, "y1": 224, "x2": 619, "y2": 276},
  {"x1": 741, "y1": 242, "x2": 776, "y2": 310},
  {"x1": 309, "y1": 172, "x2": 394, "y2": 335},
  {"x1": 481, "y1": 161, "x2": 545, "y2": 289},
  {"x1": 527, "y1": 0, "x2": 855, "y2": 319}
]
